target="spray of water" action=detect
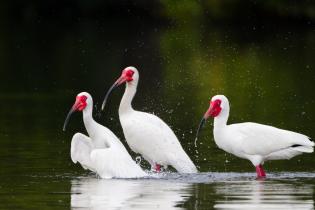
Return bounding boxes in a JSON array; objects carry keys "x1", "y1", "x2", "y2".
[{"x1": 135, "y1": 156, "x2": 142, "y2": 165}]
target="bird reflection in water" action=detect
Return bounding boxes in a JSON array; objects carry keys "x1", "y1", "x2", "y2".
[
  {"x1": 214, "y1": 180, "x2": 314, "y2": 209},
  {"x1": 71, "y1": 177, "x2": 193, "y2": 210}
]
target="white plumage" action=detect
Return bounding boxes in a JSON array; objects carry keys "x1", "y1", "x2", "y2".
[
  {"x1": 120, "y1": 109, "x2": 197, "y2": 173},
  {"x1": 198, "y1": 95, "x2": 314, "y2": 177},
  {"x1": 64, "y1": 92, "x2": 147, "y2": 179},
  {"x1": 224, "y1": 123, "x2": 314, "y2": 162},
  {"x1": 102, "y1": 67, "x2": 197, "y2": 173}
]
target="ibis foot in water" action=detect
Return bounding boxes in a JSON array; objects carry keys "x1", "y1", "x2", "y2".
[
  {"x1": 155, "y1": 164, "x2": 162, "y2": 172},
  {"x1": 255, "y1": 164, "x2": 266, "y2": 178}
]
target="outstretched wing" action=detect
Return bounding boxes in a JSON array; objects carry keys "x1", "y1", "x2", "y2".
[
  {"x1": 90, "y1": 147, "x2": 147, "y2": 179},
  {"x1": 71, "y1": 133, "x2": 94, "y2": 171}
]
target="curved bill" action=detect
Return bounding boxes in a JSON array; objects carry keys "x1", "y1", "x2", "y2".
[
  {"x1": 196, "y1": 117, "x2": 206, "y2": 139},
  {"x1": 101, "y1": 82, "x2": 119, "y2": 111},
  {"x1": 194, "y1": 117, "x2": 206, "y2": 147},
  {"x1": 63, "y1": 100, "x2": 80, "y2": 131},
  {"x1": 101, "y1": 75, "x2": 127, "y2": 111},
  {"x1": 63, "y1": 106, "x2": 76, "y2": 131}
]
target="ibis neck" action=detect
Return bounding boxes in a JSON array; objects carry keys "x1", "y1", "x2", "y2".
[
  {"x1": 119, "y1": 81, "x2": 137, "y2": 115},
  {"x1": 83, "y1": 104, "x2": 116, "y2": 148},
  {"x1": 213, "y1": 109, "x2": 229, "y2": 130},
  {"x1": 82, "y1": 105, "x2": 97, "y2": 137}
]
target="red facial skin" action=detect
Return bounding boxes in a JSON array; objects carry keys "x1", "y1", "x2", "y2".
[
  {"x1": 123, "y1": 69, "x2": 134, "y2": 82},
  {"x1": 114, "y1": 69, "x2": 134, "y2": 85},
  {"x1": 73, "y1": 95, "x2": 87, "y2": 111},
  {"x1": 101, "y1": 68, "x2": 135, "y2": 111},
  {"x1": 205, "y1": 99, "x2": 222, "y2": 118}
]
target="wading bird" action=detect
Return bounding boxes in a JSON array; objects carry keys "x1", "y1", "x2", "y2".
[
  {"x1": 196, "y1": 95, "x2": 314, "y2": 178},
  {"x1": 102, "y1": 67, "x2": 197, "y2": 173},
  {"x1": 63, "y1": 92, "x2": 147, "y2": 178}
]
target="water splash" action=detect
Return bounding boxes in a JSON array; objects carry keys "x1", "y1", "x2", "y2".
[
  {"x1": 194, "y1": 137, "x2": 199, "y2": 148},
  {"x1": 135, "y1": 156, "x2": 142, "y2": 165}
]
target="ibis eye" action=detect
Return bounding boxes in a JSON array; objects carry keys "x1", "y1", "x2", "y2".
[
  {"x1": 77, "y1": 95, "x2": 88, "y2": 103},
  {"x1": 126, "y1": 70, "x2": 134, "y2": 77},
  {"x1": 211, "y1": 99, "x2": 221, "y2": 108},
  {"x1": 81, "y1": 95, "x2": 87, "y2": 101}
]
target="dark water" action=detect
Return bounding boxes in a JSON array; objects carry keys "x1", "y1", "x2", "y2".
[
  {"x1": 1, "y1": 172, "x2": 314, "y2": 209},
  {"x1": 1, "y1": 4, "x2": 315, "y2": 209}
]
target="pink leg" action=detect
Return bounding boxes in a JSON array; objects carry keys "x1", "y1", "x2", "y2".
[
  {"x1": 155, "y1": 164, "x2": 161, "y2": 172},
  {"x1": 255, "y1": 164, "x2": 266, "y2": 178}
]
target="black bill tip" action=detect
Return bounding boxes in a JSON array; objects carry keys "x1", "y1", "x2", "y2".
[
  {"x1": 63, "y1": 108, "x2": 75, "y2": 131},
  {"x1": 194, "y1": 117, "x2": 206, "y2": 147},
  {"x1": 101, "y1": 82, "x2": 119, "y2": 111}
]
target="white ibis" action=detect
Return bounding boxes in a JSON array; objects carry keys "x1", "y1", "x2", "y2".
[
  {"x1": 63, "y1": 92, "x2": 147, "y2": 179},
  {"x1": 196, "y1": 95, "x2": 314, "y2": 178},
  {"x1": 102, "y1": 67, "x2": 197, "y2": 173}
]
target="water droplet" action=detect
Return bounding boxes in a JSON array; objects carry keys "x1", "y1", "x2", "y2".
[
  {"x1": 135, "y1": 156, "x2": 142, "y2": 165},
  {"x1": 194, "y1": 137, "x2": 198, "y2": 148}
]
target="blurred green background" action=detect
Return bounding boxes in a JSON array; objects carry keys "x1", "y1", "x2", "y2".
[{"x1": 1, "y1": 0, "x2": 315, "y2": 177}]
